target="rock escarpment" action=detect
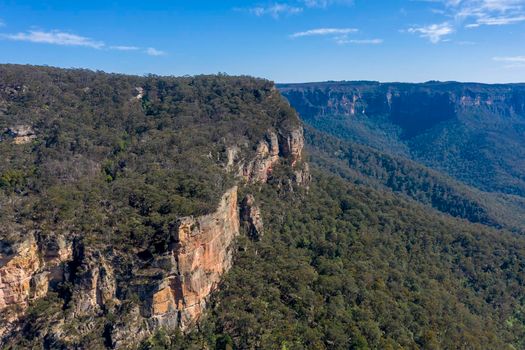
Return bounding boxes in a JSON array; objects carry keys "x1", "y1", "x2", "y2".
[
  {"x1": 0, "y1": 122, "x2": 309, "y2": 348},
  {"x1": 147, "y1": 186, "x2": 239, "y2": 331},
  {"x1": 279, "y1": 81, "x2": 525, "y2": 196},
  {"x1": 241, "y1": 126, "x2": 307, "y2": 184},
  {"x1": 240, "y1": 194, "x2": 264, "y2": 240},
  {"x1": 0, "y1": 234, "x2": 71, "y2": 337},
  {"x1": 109, "y1": 187, "x2": 241, "y2": 347},
  {"x1": 0, "y1": 67, "x2": 310, "y2": 348}
]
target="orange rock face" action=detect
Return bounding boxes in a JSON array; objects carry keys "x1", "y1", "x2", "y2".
[
  {"x1": 149, "y1": 186, "x2": 240, "y2": 330},
  {"x1": 243, "y1": 131, "x2": 280, "y2": 183},
  {"x1": 0, "y1": 234, "x2": 72, "y2": 337},
  {"x1": 279, "y1": 127, "x2": 304, "y2": 167},
  {"x1": 242, "y1": 127, "x2": 305, "y2": 183},
  {"x1": 152, "y1": 286, "x2": 174, "y2": 315},
  {"x1": 0, "y1": 237, "x2": 40, "y2": 312}
]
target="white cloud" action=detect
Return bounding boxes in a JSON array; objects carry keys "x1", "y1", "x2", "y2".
[
  {"x1": 2, "y1": 30, "x2": 104, "y2": 48},
  {"x1": 290, "y1": 27, "x2": 358, "y2": 38},
  {"x1": 409, "y1": 0, "x2": 525, "y2": 43},
  {"x1": 244, "y1": 0, "x2": 352, "y2": 18},
  {"x1": 493, "y1": 55, "x2": 525, "y2": 62},
  {"x1": 290, "y1": 27, "x2": 379, "y2": 46},
  {"x1": 0, "y1": 28, "x2": 164, "y2": 56},
  {"x1": 408, "y1": 22, "x2": 454, "y2": 43},
  {"x1": 493, "y1": 56, "x2": 525, "y2": 68},
  {"x1": 336, "y1": 38, "x2": 383, "y2": 45},
  {"x1": 301, "y1": 0, "x2": 353, "y2": 8},
  {"x1": 0, "y1": 19, "x2": 5, "y2": 27},
  {"x1": 473, "y1": 14, "x2": 525, "y2": 24},
  {"x1": 110, "y1": 45, "x2": 140, "y2": 51},
  {"x1": 146, "y1": 47, "x2": 166, "y2": 56},
  {"x1": 433, "y1": 0, "x2": 525, "y2": 27},
  {"x1": 249, "y1": 3, "x2": 303, "y2": 18}
]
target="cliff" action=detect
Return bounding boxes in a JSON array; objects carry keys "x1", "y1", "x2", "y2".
[
  {"x1": 0, "y1": 65, "x2": 309, "y2": 349},
  {"x1": 241, "y1": 127, "x2": 306, "y2": 183},
  {"x1": 147, "y1": 186, "x2": 239, "y2": 331},
  {"x1": 0, "y1": 234, "x2": 71, "y2": 337},
  {"x1": 278, "y1": 81, "x2": 525, "y2": 196},
  {"x1": 1, "y1": 133, "x2": 307, "y2": 348}
]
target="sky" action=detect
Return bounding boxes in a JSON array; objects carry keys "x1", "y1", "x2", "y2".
[{"x1": 0, "y1": 0, "x2": 524, "y2": 83}]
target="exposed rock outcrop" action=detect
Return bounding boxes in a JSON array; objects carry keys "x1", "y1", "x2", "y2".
[
  {"x1": 242, "y1": 131, "x2": 280, "y2": 183},
  {"x1": 135, "y1": 186, "x2": 240, "y2": 334},
  {"x1": 4, "y1": 125, "x2": 36, "y2": 144},
  {"x1": 0, "y1": 234, "x2": 71, "y2": 337},
  {"x1": 134, "y1": 87, "x2": 144, "y2": 100},
  {"x1": 69, "y1": 245, "x2": 117, "y2": 316},
  {"x1": 240, "y1": 194, "x2": 264, "y2": 240},
  {"x1": 293, "y1": 161, "x2": 312, "y2": 188},
  {"x1": 241, "y1": 126, "x2": 306, "y2": 183},
  {"x1": 279, "y1": 128, "x2": 305, "y2": 167},
  {"x1": 0, "y1": 236, "x2": 40, "y2": 312}
]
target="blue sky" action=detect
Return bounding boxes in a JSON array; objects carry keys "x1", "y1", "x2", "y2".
[{"x1": 0, "y1": 0, "x2": 524, "y2": 83}]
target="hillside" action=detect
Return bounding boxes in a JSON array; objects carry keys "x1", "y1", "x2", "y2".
[
  {"x1": 278, "y1": 81, "x2": 525, "y2": 197},
  {"x1": 305, "y1": 127, "x2": 525, "y2": 234},
  {"x1": 1, "y1": 66, "x2": 525, "y2": 350},
  {"x1": 0, "y1": 65, "x2": 308, "y2": 348}
]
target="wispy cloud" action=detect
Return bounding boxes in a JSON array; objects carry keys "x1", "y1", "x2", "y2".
[
  {"x1": 146, "y1": 47, "x2": 166, "y2": 56},
  {"x1": 243, "y1": 0, "x2": 352, "y2": 18},
  {"x1": 493, "y1": 55, "x2": 525, "y2": 62},
  {"x1": 110, "y1": 45, "x2": 140, "y2": 51},
  {"x1": 0, "y1": 19, "x2": 5, "y2": 27},
  {"x1": 2, "y1": 30, "x2": 104, "y2": 48},
  {"x1": 301, "y1": 0, "x2": 354, "y2": 8},
  {"x1": 493, "y1": 55, "x2": 525, "y2": 68},
  {"x1": 248, "y1": 3, "x2": 303, "y2": 18},
  {"x1": 466, "y1": 14, "x2": 525, "y2": 26},
  {"x1": 0, "y1": 29, "x2": 166, "y2": 56},
  {"x1": 336, "y1": 38, "x2": 383, "y2": 45},
  {"x1": 435, "y1": 0, "x2": 525, "y2": 27},
  {"x1": 290, "y1": 27, "x2": 380, "y2": 46},
  {"x1": 408, "y1": 22, "x2": 454, "y2": 43},
  {"x1": 290, "y1": 27, "x2": 358, "y2": 38}
]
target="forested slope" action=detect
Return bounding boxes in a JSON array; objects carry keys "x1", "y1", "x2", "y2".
[
  {"x1": 305, "y1": 127, "x2": 525, "y2": 234},
  {"x1": 279, "y1": 81, "x2": 525, "y2": 197},
  {"x1": 1, "y1": 66, "x2": 525, "y2": 350},
  {"x1": 148, "y1": 166, "x2": 525, "y2": 350}
]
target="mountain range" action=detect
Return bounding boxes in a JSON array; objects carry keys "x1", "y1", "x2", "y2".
[{"x1": 1, "y1": 65, "x2": 525, "y2": 350}]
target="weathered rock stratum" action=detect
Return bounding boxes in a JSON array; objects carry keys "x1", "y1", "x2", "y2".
[
  {"x1": 147, "y1": 186, "x2": 240, "y2": 331},
  {"x1": 0, "y1": 234, "x2": 71, "y2": 337}
]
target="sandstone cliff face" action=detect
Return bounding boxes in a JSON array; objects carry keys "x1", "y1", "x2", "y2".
[
  {"x1": 240, "y1": 194, "x2": 264, "y2": 240},
  {"x1": 0, "y1": 236, "x2": 40, "y2": 312},
  {"x1": 241, "y1": 126, "x2": 306, "y2": 183},
  {"x1": 69, "y1": 245, "x2": 117, "y2": 316},
  {"x1": 144, "y1": 186, "x2": 240, "y2": 331},
  {"x1": 242, "y1": 131, "x2": 280, "y2": 183},
  {"x1": 0, "y1": 234, "x2": 71, "y2": 337},
  {"x1": 279, "y1": 128, "x2": 304, "y2": 167}
]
